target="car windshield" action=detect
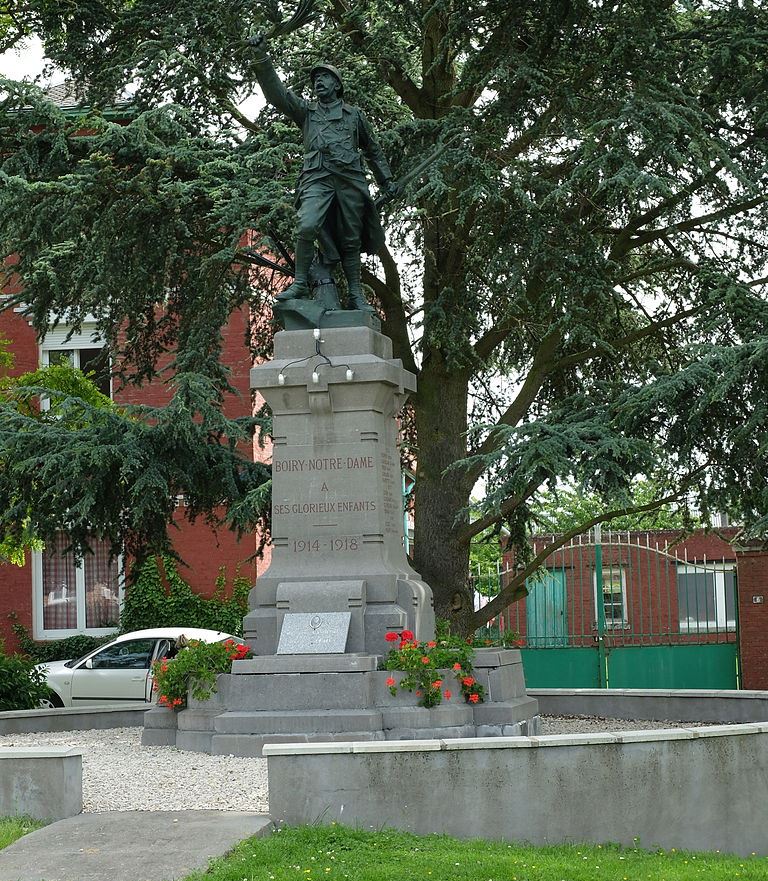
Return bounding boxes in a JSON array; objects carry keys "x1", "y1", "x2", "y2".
[{"x1": 64, "y1": 651, "x2": 96, "y2": 669}]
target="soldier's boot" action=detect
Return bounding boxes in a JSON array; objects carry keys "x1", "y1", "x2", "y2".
[
  {"x1": 342, "y1": 251, "x2": 375, "y2": 313},
  {"x1": 277, "y1": 238, "x2": 313, "y2": 302}
]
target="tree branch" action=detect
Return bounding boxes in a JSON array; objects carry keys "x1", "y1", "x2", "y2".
[
  {"x1": 363, "y1": 244, "x2": 418, "y2": 376},
  {"x1": 552, "y1": 305, "x2": 705, "y2": 373},
  {"x1": 467, "y1": 329, "x2": 561, "y2": 468},
  {"x1": 455, "y1": 478, "x2": 544, "y2": 546},
  {"x1": 326, "y1": 0, "x2": 424, "y2": 113},
  {"x1": 625, "y1": 196, "x2": 768, "y2": 252}
]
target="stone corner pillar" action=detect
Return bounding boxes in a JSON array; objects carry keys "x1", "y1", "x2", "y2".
[{"x1": 244, "y1": 325, "x2": 435, "y2": 656}]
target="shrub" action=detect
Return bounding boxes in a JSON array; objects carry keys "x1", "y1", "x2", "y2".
[
  {"x1": 9, "y1": 621, "x2": 115, "y2": 664},
  {"x1": 120, "y1": 557, "x2": 249, "y2": 636},
  {"x1": 0, "y1": 642, "x2": 50, "y2": 710},
  {"x1": 381, "y1": 631, "x2": 485, "y2": 708},
  {"x1": 151, "y1": 638, "x2": 252, "y2": 708}
]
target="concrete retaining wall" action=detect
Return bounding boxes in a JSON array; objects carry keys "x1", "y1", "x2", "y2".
[
  {"x1": 265, "y1": 723, "x2": 768, "y2": 856},
  {"x1": 0, "y1": 747, "x2": 83, "y2": 820},
  {"x1": 0, "y1": 704, "x2": 147, "y2": 735},
  {"x1": 530, "y1": 688, "x2": 768, "y2": 722}
]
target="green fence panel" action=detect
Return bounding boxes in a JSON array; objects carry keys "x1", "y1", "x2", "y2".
[
  {"x1": 606, "y1": 643, "x2": 739, "y2": 689},
  {"x1": 526, "y1": 569, "x2": 568, "y2": 647},
  {"x1": 520, "y1": 647, "x2": 600, "y2": 688}
]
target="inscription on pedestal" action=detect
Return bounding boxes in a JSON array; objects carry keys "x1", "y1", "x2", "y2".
[
  {"x1": 271, "y1": 444, "x2": 397, "y2": 560},
  {"x1": 277, "y1": 612, "x2": 352, "y2": 654}
]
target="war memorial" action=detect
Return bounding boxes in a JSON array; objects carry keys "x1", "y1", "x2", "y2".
[{"x1": 142, "y1": 37, "x2": 539, "y2": 756}]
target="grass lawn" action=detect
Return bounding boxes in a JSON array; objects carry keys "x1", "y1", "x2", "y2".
[
  {"x1": 0, "y1": 817, "x2": 44, "y2": 851},
  {"x1": 184, "y1": 825, "x2": 768, "y2": 881}
]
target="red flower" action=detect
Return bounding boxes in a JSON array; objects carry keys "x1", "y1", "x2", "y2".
[
  {"x1": 416, "y1": 690, "x2": 422, "y2": 697},
  {"x1": 468, "y1": 693, "x2": 480, "y2": 703},
  {"x1": 421, "y1": 656, "x2": 431, "y2": 665},
  {"x1": 452, "y1": 663, "x2": 462, "y2": 671},
  {"x1": 426, "y1": 641, "x2": 437, "y2": 648},
  {"x1": 462, "y1": 676, "x2": 475, "y2": 687},
  {"x1": 386, "y1": 677, "x2": 396, "y2": 687},
  {"x1": 431, "y1": 680, "x2": 443, "y2": 689},
  {"x1": 385, "y1": 632, "x2": 400, "y2": 642},
  {"x1": 400, "y1": 630, "x2": 415, "y2": 641},
  {"x1": 444, "y1": 690, "x2": 452, "y2": 700}
]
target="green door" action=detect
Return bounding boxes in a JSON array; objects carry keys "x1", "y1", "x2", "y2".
[{"x1": 526, "y1": 569, "x2": 567, "y2": 647}]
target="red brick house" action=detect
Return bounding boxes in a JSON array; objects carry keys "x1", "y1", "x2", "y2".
[
  {"x1": 0, "y1": 297, "x2": 270, "y2": 651},
  {"x1": 491, "y1": 527, "x2": 768, "y2": 689}
]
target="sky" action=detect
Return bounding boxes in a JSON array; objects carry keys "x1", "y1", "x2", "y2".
[
  {"x1": 0, "y1": 36, "x2": 51, "y2": 81},
  {"x1": 0, "y1": 36, "x2": 265, "y2": 119}
]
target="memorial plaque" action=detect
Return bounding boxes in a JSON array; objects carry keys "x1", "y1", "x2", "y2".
[{"x1": 277, "y1": 612, "x2": 351, "y2": 654}]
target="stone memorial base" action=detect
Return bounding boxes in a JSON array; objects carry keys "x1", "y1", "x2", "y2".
[{"x1": 142, "y1": 649, "x2": 540, "y2": 756}]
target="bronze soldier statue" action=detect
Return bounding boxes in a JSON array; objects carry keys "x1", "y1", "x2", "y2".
[{"x1": 249, "y1": 33, "x2": 398, "y2": 314}]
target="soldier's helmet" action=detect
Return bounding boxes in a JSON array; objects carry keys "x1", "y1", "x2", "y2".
[{"x1": 310, "y1": 63, "x2": 344, "y2": 97}]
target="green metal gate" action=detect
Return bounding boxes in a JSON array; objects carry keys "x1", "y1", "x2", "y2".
[{"x1": 473, "y1": 529, "x2": 740, "y2": 689}]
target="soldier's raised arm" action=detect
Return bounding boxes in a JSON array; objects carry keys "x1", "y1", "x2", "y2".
[{"x1": 247, "y1": 33, "x2": 306, "y2": 127}]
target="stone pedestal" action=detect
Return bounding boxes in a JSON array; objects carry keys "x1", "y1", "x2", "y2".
[
  {"x1": 142, "y1": 648, "x2": 540, "y2": 755},
  {"x1": 243, "y1": 325, "x2": 435, "y2": 656},
  {"x1": 141, "y1": 322, "x2": 539, "y2": 755}
]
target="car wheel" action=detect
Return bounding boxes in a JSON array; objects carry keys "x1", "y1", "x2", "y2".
[{"x1": 39, "y1": 692, "x2": 63, "y2": 709}]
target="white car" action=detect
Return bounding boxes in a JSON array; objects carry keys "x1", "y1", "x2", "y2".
[{"x1": 37, "y1": 627, "x2": 240, "y2": 708}]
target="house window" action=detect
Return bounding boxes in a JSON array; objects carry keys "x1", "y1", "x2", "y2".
[
  {"x1": 676, "y1": 564, "x2": 736, "y2": 632},
  {"x1": 593, "y1": 566, "x2": 628, "y2": 629},
  {"x1": 33, "y1": 533, "x2": 122, "y2": 639},
  {"x1": 41, "y1": 346, "x2": 111, "y2": 398}
]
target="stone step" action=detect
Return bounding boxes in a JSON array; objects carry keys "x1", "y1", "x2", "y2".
[
  {"x1": 214, "y1": 709, "x2": 383, "y2": 735},
  {"x1": 211, "y1": 731, "x2": 384, "y2": 758}
]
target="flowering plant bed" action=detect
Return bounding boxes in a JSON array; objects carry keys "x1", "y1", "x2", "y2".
[
  {"x1": 151, "y1": 638, "x2": 252, "y2": 709},
  {"x1": 381, "y1": 631, "x2": 485, "y2": 708}
]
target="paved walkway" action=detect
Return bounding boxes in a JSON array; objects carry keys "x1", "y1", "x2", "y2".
[{"x1": 0, "y1": 811, "x2": 273, "y2": 881}]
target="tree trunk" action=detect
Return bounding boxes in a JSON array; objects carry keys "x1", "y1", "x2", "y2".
[{"x1": 412, "y1": 364, "x2": 475, "y2": 635}]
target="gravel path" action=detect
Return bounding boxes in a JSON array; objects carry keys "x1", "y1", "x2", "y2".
[
  {"x1": 539, "y1": 714, "x2": 722, "y2": 734},
  {"x1": 0, "y1": 715, "x2": 721, "y2": 813},
  {"x1": 0, "y1": 727, "x2": 269, "y2": 814}
]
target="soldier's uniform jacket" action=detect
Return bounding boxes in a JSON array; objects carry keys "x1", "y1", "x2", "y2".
[
  {"x1": 253, "y1": 55, "x2": 391, "y2": 256},
  {"x1": 254, "y1": 55, "x2": 392, "y2": 185}
]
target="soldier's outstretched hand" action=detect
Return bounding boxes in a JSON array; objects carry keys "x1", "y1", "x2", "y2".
[
  {"x1": 247, "y1": 31, "x2": 268, "y2": 52},
  {"x1": 383, "y1": 179, "x2": 400, "y2": 199}
]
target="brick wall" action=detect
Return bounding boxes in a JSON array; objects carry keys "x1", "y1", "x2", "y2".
[
  {"x1": 0, "y1": 305, "x2": 39, "y2": 651},
  {"x1": 497, "y1": 529, "x2": 768, "y2": 687},
  {"x1": 500, "y1": 529, "x2": 741, "y2": 646},
  {"x1": 735, "y1": 548, "x2": 768, "y2": 689}
]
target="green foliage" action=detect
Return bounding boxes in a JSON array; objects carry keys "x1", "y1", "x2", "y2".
[
  {"x1": 0, "y1": 363, "x2": 112, "y2": 565},
  {"x1": 182, "y1": 824, "x2": 768, "y2": 881},
  {"x1": 120, "y1": 557, "x2": 250, "y2": 636},
  {"x1": 0, "y1": 817, "x2": 45, "y2": 852},
  {"x1": 9, "y1": 621, "x2": 114, "y2": 664},
  {"x1": 151, "y1": 637, "x2": 251, "y2": 707},
  {"x1": 0, "y1": 368, "x2": 271, "y2": 563},
  {"x1": 381, "y1": 630, "x2": 484, "y2": 708},
  {"x1": 0, "y1": 337, "x2": 12, "y2": 371},
  {"x1": 532, "y1": 480, "x2": 701, "y2": 537},
  {"x1": 5, "y1": 364, "x2": 114, "y2": 415},
  {"x1": 0, "y1": 642, "x2": 50, "y2": 710},
  {"x1": 2, "y1": 1, "x2": 768, "y2": 631}
]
